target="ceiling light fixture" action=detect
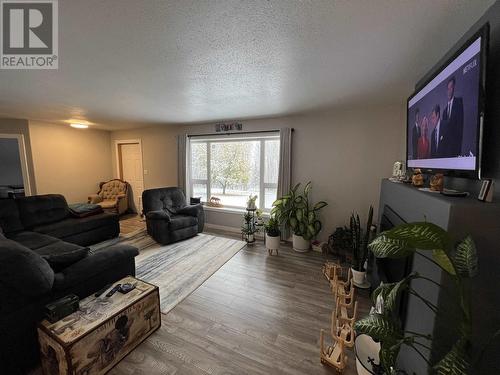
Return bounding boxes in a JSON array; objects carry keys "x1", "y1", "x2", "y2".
[{"x1": 70, "y1": 123, "x2": 89, "y2": 129}]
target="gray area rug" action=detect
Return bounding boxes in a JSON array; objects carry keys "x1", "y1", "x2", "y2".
[{"x1": 90, "y1": 230, "x2": 245, "y2": 314}]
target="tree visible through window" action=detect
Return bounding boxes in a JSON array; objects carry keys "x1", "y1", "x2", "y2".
[{"x1": 189, "y1": 134, "x2": 280, "y2": 210}]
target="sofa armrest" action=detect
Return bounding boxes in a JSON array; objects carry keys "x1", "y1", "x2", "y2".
[
  {"x1": 88, "y1": 194, "x2": 102, "y2": 204},
  {"x1": 53, "y1": 245, "x2": 139, "y2": 292},
  {"x1": 178, "y1": 204, "x2": 204, "y2": 233},
  {"x1": 177, "y1": 204, "x2": 203, "y2": 217},
  {"x1": 116, "y1": 194, "x2": 127, "y2": 200},
  {"x1": 146, "y1": 210, "x2": 171, "y2": 221}
]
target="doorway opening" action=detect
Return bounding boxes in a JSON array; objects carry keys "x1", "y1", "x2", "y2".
[
  {"x1": 0, "y1": 134, "x2": 32, "y2": 198},
  {"x1": 115, "y1": 139, "x2": 144, "y2": 214}
]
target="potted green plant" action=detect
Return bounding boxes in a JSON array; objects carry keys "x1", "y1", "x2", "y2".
[
  {"x1": 241, "y1": 211, "x2": 256, "y2": 243},
  {"x1": 350, "y1": 206, "x2": 374, "y2": 287},
  {"x1": 255, "y1": 208, "x2": 264, "y2": 226},
  {"x1": 247, "y1": 194, "x2": 257, "y2": 210},
  {"x1": 328, "y1": 226, "x2": 352, "y2": 261},
  {"x1": 264, "y1": 216, "x2": 281, "y2": 252},
  {"x1": 271, "y1": 182, "x2": 327, "y2": 252},
  {"x1": 354, "y1": 222, "x2": 486, "y2": 375}
]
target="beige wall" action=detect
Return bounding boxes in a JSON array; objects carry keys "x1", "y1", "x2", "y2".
[
  {"x1": 107, "y1": 104, "x2": 405, "y2": 240},
  {"x1": 181, "y1": 104, "x2": 406, "y2": 240},
  {"x1": 110, "y1": 125, "x2": 182, "y2": 190},
  {"x1": 0, "y1": 118, "x2": 37, "y2": 194},
  {"x1": 29, "y1": 121, "x2": 113, "y2": 203}
]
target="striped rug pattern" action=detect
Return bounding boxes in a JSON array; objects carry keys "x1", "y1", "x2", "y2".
[{"x1": 91, "y1": 230, "x2": 245, "y2": 314}]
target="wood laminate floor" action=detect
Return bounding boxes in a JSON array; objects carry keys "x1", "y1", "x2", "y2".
[
  {"x1": 108, "y1": 230, "x2": 371, "y2": 375},
  {"x1": 119, "y1": 213, "x2": 146, "y2": 234}
]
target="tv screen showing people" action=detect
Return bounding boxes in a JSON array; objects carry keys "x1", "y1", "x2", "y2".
[{"x1": 407, "y1": 35, "x2": 483, "y2": 172}]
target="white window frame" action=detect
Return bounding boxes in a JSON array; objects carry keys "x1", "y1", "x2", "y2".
[{"x1": 188, "y1": 132, "x2": 280, "y2": 211}]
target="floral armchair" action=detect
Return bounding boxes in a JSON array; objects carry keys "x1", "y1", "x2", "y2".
[{"x1": 88, "y1": 179, "x2": 129, "y2": 215}]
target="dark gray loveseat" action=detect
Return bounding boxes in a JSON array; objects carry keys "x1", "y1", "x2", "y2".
[
  {"x1": 0, "y1": 196, "x2": 138, "y2": 374},
  {"x1": 142, "y1": 187, "x2": 204, "y2": 245}
]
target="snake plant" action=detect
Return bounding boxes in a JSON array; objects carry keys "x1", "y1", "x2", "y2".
[
  {"x1": 271, "y1": 182, "x2": 327, "y2": 240},
  {"x1": 350, "y1": 205, "x2": 374, "y2": 271},
  {"x1": 354, "y1": 222, "x2": 479, "y2": 374}
]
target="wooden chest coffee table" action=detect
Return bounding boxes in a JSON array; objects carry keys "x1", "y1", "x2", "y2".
[{"x1": 38, "y1": 276, "x2": 161, "y2": 375}]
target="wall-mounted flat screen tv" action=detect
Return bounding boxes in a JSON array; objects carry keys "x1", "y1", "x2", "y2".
[{"x1": 407, "y1": 24, "x2": 488, "y2": 179}]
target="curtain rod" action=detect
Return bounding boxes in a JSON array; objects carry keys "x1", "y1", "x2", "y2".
[{"x1": 187, "y1": 128, "x2": 294, "y2": 138}]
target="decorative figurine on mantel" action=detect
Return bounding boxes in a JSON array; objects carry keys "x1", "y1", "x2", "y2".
[
  {"x1": 430, "y1": 173, "x2": 444, "y2": 192},
  {"x1": 411, "y1": 169, "x2": 424, "y2": 187}
]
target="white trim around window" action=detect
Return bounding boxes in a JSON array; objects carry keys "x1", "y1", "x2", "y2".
[{"x1": 187, "y1": 131, "x2": 280, "y2": 211}]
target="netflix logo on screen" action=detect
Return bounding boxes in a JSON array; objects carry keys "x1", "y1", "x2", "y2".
[{"x1": 463, "y1": 58, "x2": 477, "y2": 75}]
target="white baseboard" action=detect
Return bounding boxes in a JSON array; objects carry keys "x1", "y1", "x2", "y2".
[
  {"x1": 204, "y1": 223, "x2": 241, "y2": 234},
  {"x1": 204, "y1": 223, "x2": 265, "y2": 239}
]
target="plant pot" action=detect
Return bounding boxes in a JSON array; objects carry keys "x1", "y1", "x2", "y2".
[
  {"x1": 351, "y1": 268, "x2": 367, "y2": 286},
  {"x1": 355, "y1": 334, "x2": 381, "y2": 375},
  {"x1": 265, "y1": 234, "x2": 280, "y2": 250},
  {"x1": 247, "y1": 233, "x2": 255, "y2": 243},
  {"x1": 292, "y1": 234, "x2": 310, "y2": 252}
]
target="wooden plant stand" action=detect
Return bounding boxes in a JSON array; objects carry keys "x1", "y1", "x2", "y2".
[
  {"x1": 319, "y1": 262, "x2": 359, "y2": 373},
  {"x1": 320, "y1": 328, "x2": 347, "y2": 372},
  {"x1": 322, "y1": 261, "x2": 340, "y2": 281},
  {"x1": 267, "y1": 248, "x2": 279, "y2": 256}
]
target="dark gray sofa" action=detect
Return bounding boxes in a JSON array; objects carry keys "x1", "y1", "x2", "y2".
[
  {"x1": 14, "y1": 194, "x2": 120, "y2": 246},
  {"x1": 142, "y1": 187, "x2": 204, "y2": 245},
  {"x1": 0, "y1": 196, "x2": 138, "y2": 373}
]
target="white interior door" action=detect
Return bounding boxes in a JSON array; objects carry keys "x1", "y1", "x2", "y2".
[{"x1": 119, "y1": 142, "x2": 144, "y2": 214}]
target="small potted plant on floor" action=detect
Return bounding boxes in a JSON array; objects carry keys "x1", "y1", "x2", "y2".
[
  {"x1": 350, "y1": 205, "x2": 373, "y2": 287},
  {"x1": 272, "y1": 182, "x2": 327, "y2": 252},
  {"x1": 328, "y1": 226, "x2": 352, "y2": 261},
  {"x1": 264, "y1": 216, "x2": 281, "y2": 253}
]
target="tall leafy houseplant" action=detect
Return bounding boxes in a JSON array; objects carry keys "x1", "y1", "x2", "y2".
[
  {"x1": 272, "y1": 182, "x2": 327, "y2": 250},
  {"x1": 354, "y1": 222, "x2": 479, "y2": 375}
]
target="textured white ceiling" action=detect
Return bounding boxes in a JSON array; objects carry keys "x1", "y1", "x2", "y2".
[{"x1": 0, "y1": 0, "x2": 495, "y2": 129}]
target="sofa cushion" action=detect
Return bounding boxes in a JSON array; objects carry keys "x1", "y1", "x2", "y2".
[
  {"x1": 16, "y1": 194, "x2": 69, "y2": 229},
  {"x1": 7, "y1": 231, "x2": 59, "y2": 250},
  {"x1": 98, "y1": 200, "x2": 118, "y2": 209},
  {"x1": 32, "y1": 212, "x2": 118, "y2": 239},
  {"x1": 0, "y1": 237, "x2": 54, "y2": 296},
  {"x1": 0, "y1": 199, "x2": 24, "y2": 234},
  {"x1": 68, "y1": 203, "x2": 103, "y2": 218},
  {"x1": 53, "y1": 244, "x2": 138, "y2": 292},
  {"x1": 34, "y1": 241, "x2": 88, "y2": 272},
  {"x1": 169, "y1": 214, "x2": 197, "y2": 230},
  {"x1": 145, "y1": 210, "x2": 170, "y2": 221}
]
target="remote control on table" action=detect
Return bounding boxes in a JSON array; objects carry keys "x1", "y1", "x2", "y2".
[
  {"x1": 105, "y1": 284, "x2": 122, "y2": 297},
  {"x1": 94, "y1": 283, "x2": 112, "y2": 297}
]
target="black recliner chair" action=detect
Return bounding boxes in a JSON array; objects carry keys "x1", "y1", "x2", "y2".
[{"x1": 142, "y1": 187, "x2": 204, "y2": 245}]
